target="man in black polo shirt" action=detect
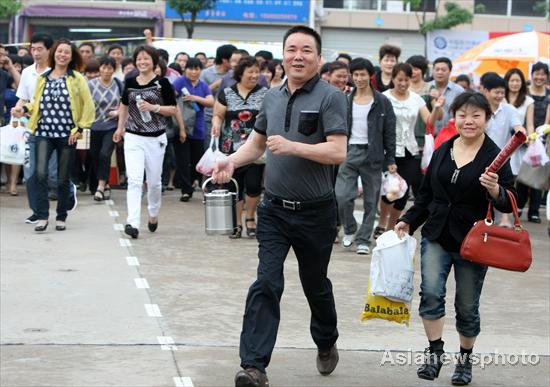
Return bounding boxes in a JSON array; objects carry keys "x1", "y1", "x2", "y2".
[{"x1": 213, "y1": 25, "x2": 348, "y2": 387}]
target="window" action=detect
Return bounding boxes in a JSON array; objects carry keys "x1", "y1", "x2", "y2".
[
  {"x1": 474, "y1": 0, "x2": 508, "y2": 15},
  {"x1": 324, "y1": 0, "x2": 344, "y2": 7},
  {"x1": 410, "y1": 0, "x2": 437, "y2": 12},
  {"x1": 512, "y1": 0, "x2": 546, "y2": 17}
]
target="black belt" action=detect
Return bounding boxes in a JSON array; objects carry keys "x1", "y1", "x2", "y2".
[{"x1": 265, "y1": 193, "x2": 334, "y2": 211}]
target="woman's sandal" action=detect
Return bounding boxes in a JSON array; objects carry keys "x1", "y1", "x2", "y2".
[
  {"x1": 94, "y1": 189, "x2": 105, "y2": 202},
  {"x1": 104, "y1": 186, "x2": 112, "y2": 200},
  {"x1": 245, "y1": 218, "x2": 257, "y2": 238},
  {"x1": 373, "y1": 226, "x2": 386, "y2": 240},
  {"x1": 229, "y1": 225, "x2": 243, "y2": 239}
]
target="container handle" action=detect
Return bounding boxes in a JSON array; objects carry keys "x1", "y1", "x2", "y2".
[{"x1": 202, "y1": 177, "x2": 239, "y2": 198}]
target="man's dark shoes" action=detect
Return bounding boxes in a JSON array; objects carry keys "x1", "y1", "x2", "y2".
[
  {"x1": 180, "y1": 193, "x2": 191, "y2": 202},
  {"x1": 452, "y1": 354, "x2": 472, "y2": 385},
  {"x1": 317, "y1": 344, "x2": 339, "y2": 375},
  {"x1": 528, "y1": 215, "x2": 541, "y2": 224},
  {"x1": 124, "y1": 224, "x2": 139, "y2": 239},
  {"x1": 234, "y1": 367, "x2": 269, "y2": 387},
  {"x1": 417, "y1": 347, "x2": 444, "y2": 380},
  {"x1": 25, "y1": 214, "x2": 39, "y2": 224}
]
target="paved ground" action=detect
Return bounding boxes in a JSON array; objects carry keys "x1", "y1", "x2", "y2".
[{"x1": 1, "y1": 187, "x2": 549, "y2": 387}]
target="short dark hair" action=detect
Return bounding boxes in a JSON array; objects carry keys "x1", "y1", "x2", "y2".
[
  {"x1": 283, "y1": 25, "x2": 322, "y2": 55},
  {"x1": 9, "y1": 54, "x2": 23, "y2": 67},
  {"x1": 85, "y1": 58, "x2": 100, "y2": 73},
  {"x1": 21, "y1": 54, "x2": 33, "y2": 67},
  {"x1": 49, "y1": 38, "x2": 83, "y2": 72},
  {"x1": 391, "y1": 62, "x2": 413, "y2": 79},
  {"x1": 405, "y1": 55, "x2": 429, "y2": 76},
  {"x1": 481, "y1": 72, "x2": 506, "y2": 91},
  {"x1": 450, "y1": 92, "x2": 493, "y2": 122},
  {"x1": 175, "y1": 52, "x2": 189, "y2": 60},
  {"x1": 254, "y1": 50, "x2": 273, "y2": 61},
  {"x1": 157, "y1": 48, "x2": 170, "y2": 63},
  {"x1": 156, "y1": 60, "x2": 167, "y2": 78},
  {"x1": 320, "y1": 62, "x2": 330, "y2": 75},
  {"x1": 98, "y1": 55, "x2": 116, "y2": 69},
  {"x1": 132, "y1": 45, "x2": 159, "y2": 68},
  {"x1": 79, "y1": 42, "x2": 95, "y2": 52},
  {"x1": 260, "y1": 60, "x2": 276, "y2": 80},
  {"x1": 169, "y1": 62, "x2": 183, "y2": 75},
  {"x1": 433, "y1": 57, "x2": 453, "y2": 71},
  {"x1": 107, "y1": 44, "x2": 124, "y2": 55},
  {"x1": 121, "y1": 57, "x2": 134, "y2": 70},
  {"x1": 336, "y1": 53, "x2": 352, "y2": 62},
  {"x1": 455, "y1": 74, "x2": 471, "y2": 87},
  {"x1": 30, "y1": 33, "x2": 54, "y2": 50},
  {"x1": 328, "y1": 60, "x2": 348, "y2": 74},
  {"x1": 233, "y1": 56, "x2": 259, "y2": 83},
  {"x1": 349, "y1": 57, "x2": 375, "y2": 77},
  {"x1": 194, "y1": 52, "x2": 206, "y2": 58},
  {"x1": 215, "y1": 44, "x2": 237, "y2": 65},
  {"x1": 531, "y1": 61, "x2": 549, "y2": 76},
  {"x1": 235, "y1": 48, "x2": 250, "y2": 56},
  {"x1": 504, "y1": 68, "x2": 527, "y2": 108},
  {"x1": 185, "y1": 57, "x2": 203, "y2": 70},
  {"x1": 379, "y1": 44, "x2": 401, "y2": 61}
]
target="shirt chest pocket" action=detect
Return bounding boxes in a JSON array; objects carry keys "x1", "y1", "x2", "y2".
[{"x1": 298, "y1": 111, "x2": 319, "y2": 136}]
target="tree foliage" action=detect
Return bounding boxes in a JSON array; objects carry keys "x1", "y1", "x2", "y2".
[
  {"x1": 405, "y1": 0, "x2": 473, "y2": 36},
  {"x1": 167, "y1": 0, "x2": 217, "y2": 39},
  {"x1": 0, "y1": 0, "x2": 21, "y2": 19}
]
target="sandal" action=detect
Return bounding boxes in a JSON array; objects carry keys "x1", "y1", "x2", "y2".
[
  {"x1": 94, "y1": 189, "x2": 104, "y2": 202},
  {"x1": 373, "y1": 226, "x2": 386, "y2": 240},
  {"x1": 245, "y1": 218, "x2": 256, "y2": 238},
  {"x1": 104, "y1": 186, "x2": 112, "y2": 200},
  {"x1": 229, "y1": 225, "x2": 243, "y2": 239}
]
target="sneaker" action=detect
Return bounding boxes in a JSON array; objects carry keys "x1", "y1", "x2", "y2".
[
  {"x1": 180, "y1": 193, "x2": 191, "y2": 202},
  {"x1": 235, "y1": 367, "x2": 269, "y2": 387},
  {"x1": 68, "y1": 183, "x2": 78, "y2": 211},
  {"x1": 25, "y1": 214, "x2": 39, "y2": 224},
  {"x1": 342, "y1": 233, "x2": 355, "y2": 248},
  {"x1": 316, "y1": 344, "x2": 339, "y2": 375},
  {"x1": 356, "y1": 244, "x2": 370, "y2": 255}
]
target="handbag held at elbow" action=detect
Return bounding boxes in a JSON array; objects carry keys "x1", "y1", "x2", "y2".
[
  {"x1": 460, "y1": 190, "x2": 532, "y2": 272},
  {"x1": 202, "y1": 177, "x2": 239, "y2": 235}
]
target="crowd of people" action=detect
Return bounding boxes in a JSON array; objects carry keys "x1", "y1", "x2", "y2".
[{"x1": 1, "y1": 25, "x2": 549, "y2": 387}]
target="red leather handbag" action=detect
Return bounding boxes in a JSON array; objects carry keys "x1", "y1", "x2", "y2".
[{"x1": 460, "y1": 190, "x2": 532, "y2": 272}]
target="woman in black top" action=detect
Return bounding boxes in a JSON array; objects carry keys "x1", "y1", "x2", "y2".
[
  {"x1": 395, "y1": 92, "x2": 517, "y2": 386},
  {"x1": 211, "y1": 56, "x2": 268, "y2": 238},
  {"x1": 113, "y1": 46, "x2": 177, "y2": 239}
]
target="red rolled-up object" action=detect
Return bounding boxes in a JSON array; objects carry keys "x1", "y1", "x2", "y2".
[{"x1": 487, "y1": 131, "x2": 527, "y2": 173}]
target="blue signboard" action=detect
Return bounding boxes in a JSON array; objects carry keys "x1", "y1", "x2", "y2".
[{"x1": 166, "y1": 0, "x2": 309, "y2": 24}]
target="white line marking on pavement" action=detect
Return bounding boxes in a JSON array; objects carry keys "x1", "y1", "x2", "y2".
[
  {"x1": 134, "y1": 278, "x2": 150, "y2": 289},
  {"x1": 144, "y1": 304, "x2": 162, "y2": 317},
  {"x1": 119, "y1": 238, "x2": 131, "y2": 247},
  {"x1": 105, "y1": 199, "x2": 114, "y2": 205},
  {"x1": 126, "y1": 256, "x2": 140, "y2": 266},
  {"x1": 173, "y1": 377, "x2": 194, "y2": 387},
  {"x1": 109, "y1": 210, "x2": 119, "y2": 217},
  {"x1": 157, "y1": 336, "x2": 178, "y2": 351},
  {"x1": 113, "y1": 223, "x2": 124, "y2": 231}
]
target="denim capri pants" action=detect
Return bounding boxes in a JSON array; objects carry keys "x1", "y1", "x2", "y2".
[{"x1": 419, "y1": 237, "x2": 488, "y2": 337}]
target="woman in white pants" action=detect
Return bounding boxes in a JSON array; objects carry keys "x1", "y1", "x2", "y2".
[{"x1": 113, "y1": 45, "x2": 177, "y2": 238}]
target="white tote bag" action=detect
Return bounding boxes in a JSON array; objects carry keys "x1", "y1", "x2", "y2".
[
  {"x1": 0, "y1": 120, "x2": 28, "y2": 165},
  {"x1": 370, "y1": 230, "x2": 417, "y2": 303}
]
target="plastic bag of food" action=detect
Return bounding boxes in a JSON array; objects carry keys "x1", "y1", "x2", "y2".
[{"x1": 381, "y1": 172, "x2": 408, "y2": 202}]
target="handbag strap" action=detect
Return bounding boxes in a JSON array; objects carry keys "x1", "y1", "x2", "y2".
[{"x1": 486, "y1": 190, "x2": 521, "y2": 228}]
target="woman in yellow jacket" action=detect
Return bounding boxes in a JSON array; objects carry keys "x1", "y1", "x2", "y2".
[{"x1": 13, "y1": 38, "x2": 95, "y2": 232}]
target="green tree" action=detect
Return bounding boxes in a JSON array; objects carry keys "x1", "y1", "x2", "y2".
[
  {"x1": 167, "y1": 0, "x2": 217, "y2": 39},
  {"x1": 404, "y1": 1, "x2": 474, "y2": 55},
  {"x1": 0, "y1": 0, "x2": 21, "y2": 19}
]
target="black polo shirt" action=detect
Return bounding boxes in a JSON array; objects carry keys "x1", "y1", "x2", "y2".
[{"x1": 254, "y1": 75, "x2": 348, "y2": 201}]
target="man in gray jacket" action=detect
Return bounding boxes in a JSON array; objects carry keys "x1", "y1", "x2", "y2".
[{"x1": 335, "y1": 57, "x2": 396, "y2": 255}]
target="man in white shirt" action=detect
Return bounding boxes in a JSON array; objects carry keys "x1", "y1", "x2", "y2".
[{"x1": 430, "y1": 57, "x2": 464, "y2": 134}]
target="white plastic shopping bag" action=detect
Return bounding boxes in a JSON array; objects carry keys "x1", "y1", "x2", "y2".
[
  {"x1": 196, "y1": 136, "x2": 227, "y2": 176},
  {"x1": 0, "y1": 119, "x2": 28, "y2": 165},
  {"x1": 421, "y1": 133, "x2": 435, "y2": 171},
  {"x1": 370, "y1": 230, "x2": 417, "y2": 303},
  {"x1": 381, "y1": 172, "x2": 408, "y2": 202},
  {"x1": 523, "y1": 137, "x2": 549, "y2": 167}
]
